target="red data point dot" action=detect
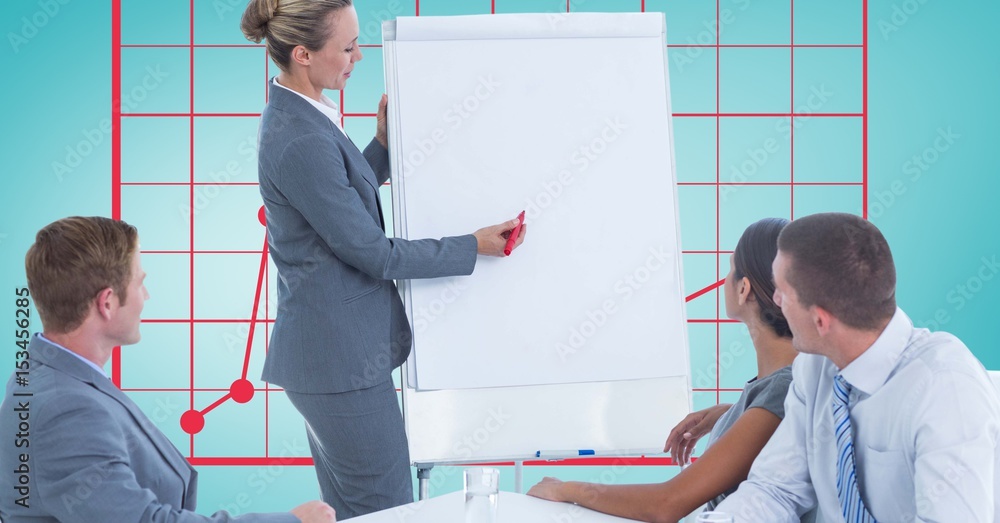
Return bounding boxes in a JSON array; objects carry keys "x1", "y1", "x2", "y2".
[
  {"x1": 231, "y1": 379, "x2": 255, "y2": 404},
  {"x1": 258, "y1": 205, "x2": 266, "y2": 227},
  {"x1": 180, "y1": 410, "x2": 205, "y2": 435}
]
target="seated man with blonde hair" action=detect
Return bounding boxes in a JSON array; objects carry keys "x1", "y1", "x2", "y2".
[{"x1": 0, "y1": 216, "x2": 336, "y2": 522}]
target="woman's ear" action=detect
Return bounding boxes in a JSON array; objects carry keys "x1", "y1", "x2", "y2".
[
  {"x1": 290, "y1": 45, "x2": 311, "y2": 67},
  {"x1": 737, "y1": 276, "x2": 753, "y2": 306}
]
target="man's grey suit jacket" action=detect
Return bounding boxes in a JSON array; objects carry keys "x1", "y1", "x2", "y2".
[
  {"x1": 0, "y1": 335, "x2": 297, "y2": 522},
  {"x1": 257, "y1": 82, "x2": 478, "y2": 393}
]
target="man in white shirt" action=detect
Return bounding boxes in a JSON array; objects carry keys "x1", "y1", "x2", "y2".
[{"x1": 717, "y1": 212, "x2": 1000, "y2": 522}]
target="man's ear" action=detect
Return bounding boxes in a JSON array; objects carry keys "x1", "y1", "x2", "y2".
[
  {"x1": 737, "y1": 276, "x2": 752, "y2": 306},
  {"x1": 94, "y1": 287, "x2": 115, "y2": 321},
  {"x1": 812, "y1": 305, "x2": 834, "y2": 337}
]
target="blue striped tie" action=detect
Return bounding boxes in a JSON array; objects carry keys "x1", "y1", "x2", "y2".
[{"x1": 833, "y1": 375, "x2": 877, "y2": 523}]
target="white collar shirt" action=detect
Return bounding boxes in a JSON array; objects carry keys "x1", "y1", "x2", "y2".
[
  {"x1": 717, "y1": 307, "x2": 1000, "y2": 522},
  {"x1": 38, "y1": 333, "x2": 108, "y2": 378},
  {"x1": 272, "y1": 77, "x2": 347, "y2": 136}
]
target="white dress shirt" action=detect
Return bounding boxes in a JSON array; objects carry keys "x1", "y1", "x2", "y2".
[
  {"x1": 38, "y1": 333, "x2": 107, "y2": 377},
  {"x1": 272, "y1": 76, "x2": 347, "y2": 136},
  {"x1": 717, "y1": 308, "x2": 1000, "y2": 522}
]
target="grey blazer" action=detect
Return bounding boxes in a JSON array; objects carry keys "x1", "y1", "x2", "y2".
[
  {"x1": 257, "y1": 82, "x2": 477, "y2": 393},
  {"x1": 0, "y1": 335, "x2": 297, "y2": 522}
]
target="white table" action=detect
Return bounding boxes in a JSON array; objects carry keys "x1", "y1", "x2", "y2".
[{"x1": 351, "y1": 491, "x2": 642, "y2": 522}]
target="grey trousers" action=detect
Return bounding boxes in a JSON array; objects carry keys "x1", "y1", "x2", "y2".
[{"x1": 285, "y1": 379, "x2": 413, "y2": 520}]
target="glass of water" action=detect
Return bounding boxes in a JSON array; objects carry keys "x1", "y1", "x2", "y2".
[
  {"x1": 464, "y1": 467, "x2": 499, "y2": 523},
  {"x1": 696, "y1": 511, "x2": 734, "y2": 523}
]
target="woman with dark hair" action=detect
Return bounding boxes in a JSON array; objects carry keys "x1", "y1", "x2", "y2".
[{"x1": 528, "y1": 218, "x2": 798, "y2": 523}]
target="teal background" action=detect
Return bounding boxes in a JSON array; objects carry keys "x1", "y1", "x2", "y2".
[{"x1": 2, "y1": 0, "x2": 998, "y2": 516}]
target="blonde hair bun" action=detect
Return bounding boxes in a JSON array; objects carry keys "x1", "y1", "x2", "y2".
[
  {"x1": 240, "y1": 0, "x2": 279, "y2": 43},
  {"x1": 240, "y1": 0, "x2": 352, "y2": 72}
]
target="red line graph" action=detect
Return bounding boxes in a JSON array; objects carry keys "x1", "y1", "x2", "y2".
[
  {"x1": 242, "y1": 235, "x2": 270, "y2": 380},
  {"x1": 674, "y1": 112, "x2": 861, "y2": 117},
  {"x1": 178, "y1": 210, "x2": 268, "y2": 436},
  {"x1": 141, "y1": 319, "x2": 275, "y2": 324},
  {"x1": 862, "y1": 0, "x2": 869, "y2": 219},
  {"x1": 186, "y1": 456, "x2": 683, "y2": 467},
  {"x1": 141, "y1": 250, "x2": 266, "y2": 254},
  {"x1": 122, "y1": 113, "x2": 261, "y2": 117},
  {"x1": 686, "y1": 278, "x2": 726, "y2": 303},
  {"x1": 121, "y1": 111, "x2": 862, "y2": 118},
  {"x1": 790, "y1": 0, "x2": 795, "y2": 219},
  {"x1": 123, "y1": 388, "x2": 276, "y2": 392},
  {"x1": 166, "y1": 247, "x2": 725, "y2": 438},
  {"x1": 119, "y1": 43, "x2": 861, "y2": 49},
  {"x1": 122, "y1": 182, "x2": 261, "y2": 186},
  {"x1": 111, "y1": 0, "x2": 122, "y2": 387},
  {"x1": 188, "y1": 0, "x2": 196, "y2": 457},
  {"x1": 110, "y1": 1, "x2": 869, "y2": 467},
  {"x1": 715, "y1": 0, "x2": 722, "y2": 404},
  {"x1": 121, "y1": 44, "x2": 264, "y2": 48}
]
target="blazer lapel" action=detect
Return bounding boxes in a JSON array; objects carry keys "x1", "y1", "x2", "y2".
[
  {"x1": 269, "y1": 81, "x2": 384, "y2": 197},
  {"x1": 90, "y1": 378, "x2": 194, "y2": 483},
  {"x1": 332, "y1": 125, "x2": 383, "y2": 196},
  {"x1": 30, "y1": 336, "x2": 194, "y2": 493}
]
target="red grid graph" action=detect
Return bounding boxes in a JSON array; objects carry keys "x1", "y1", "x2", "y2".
[{"x1": 110, "y1": 0, "x2": 868, "y2": 467}]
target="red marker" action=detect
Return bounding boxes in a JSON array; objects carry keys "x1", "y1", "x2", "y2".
[{"x1": 503, "y1": 211, "x2": 525, "y2": 256}]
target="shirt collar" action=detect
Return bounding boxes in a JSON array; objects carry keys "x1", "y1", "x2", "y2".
[
  {"x1": 839, "y1": 307, "x2": 913, "y2": 396},
  {"x1": 38, "y1": 333, "x2": 109, "y2": 378},
  {"x1": 272, "y1": 76, "x2": 345, "y2": 132}
]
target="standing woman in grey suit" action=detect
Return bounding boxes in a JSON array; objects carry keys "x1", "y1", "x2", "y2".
[{"x1": 241, "y1": 0, "x2": 526, "y2": 519}]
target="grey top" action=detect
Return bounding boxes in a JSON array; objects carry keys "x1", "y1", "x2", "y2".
[
  {"x1": 705, "y1": 365, "x2": 794, "y2": 509},
  {"x1": 0, "y1": 335, "x2": 297, "y2": 522},
  {"x1": 256, "y1": 81, "x2": 478, "y2": 393}
]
